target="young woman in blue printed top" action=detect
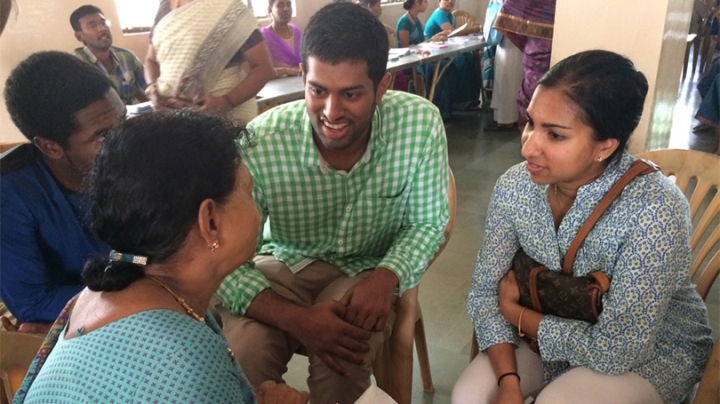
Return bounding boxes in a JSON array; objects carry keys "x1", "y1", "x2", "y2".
[{"x1": 453, "y1": 50, "x2": 713, "y2": 404}]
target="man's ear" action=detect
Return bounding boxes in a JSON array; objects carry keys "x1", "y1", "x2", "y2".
[
  {"x1": 375, "y1": 72, "x2": 392, "y2": 105},
  {"x1": 74, "y1": 30, "x2": 84, "y2": 43},
  {"x1": 300, "y1": 63, "x2": 306, "y2": 84},
  {"x1": 33, "y1": 137, "x2": 66, "y2": 161}
]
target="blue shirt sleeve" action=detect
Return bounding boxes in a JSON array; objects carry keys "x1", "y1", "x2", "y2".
[
  {"x1": 0, "y1": 181, "x2": 84, "y2": 323},
  {"x1": 396, "y1": 15, "x2": 413, "y2": 45},
  {"x1": 424, "y1": 9, "x2": 454, "y2": 39}
]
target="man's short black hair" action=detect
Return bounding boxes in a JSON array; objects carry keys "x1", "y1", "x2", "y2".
[
  {"x1": 4, "y1": 51, "x2": 114, "y2": 146},
  {"x1": 70, "y1": 4, "x2": 102, "y2": 32},
  {"x1": 301, "y1": 3, "x2": 389, "y2": 89}
]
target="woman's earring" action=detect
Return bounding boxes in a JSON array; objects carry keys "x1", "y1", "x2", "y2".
[
  {"x1": 210, "y1": 241, "x2": 219, "y2": 252},
  {"x1": 597, "y1": 156, "x2": 603, "y2": 162}
]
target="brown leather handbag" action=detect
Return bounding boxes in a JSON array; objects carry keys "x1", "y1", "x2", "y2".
[{"x1": 514, "y1": 160, "x2": 658, "y2": 325}]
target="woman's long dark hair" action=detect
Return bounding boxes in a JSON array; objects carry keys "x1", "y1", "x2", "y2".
[{"x1": 82, "y1": 111, "x2": 248, "y2": 292}]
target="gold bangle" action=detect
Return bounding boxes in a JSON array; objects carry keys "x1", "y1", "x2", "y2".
[{"x1": 517, "y1": 307, "x2": 528, "y2": 337}]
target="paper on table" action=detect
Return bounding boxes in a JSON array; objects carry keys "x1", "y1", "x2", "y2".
[
  {"x1": 447, "y1": 23, "x2": 468, "y2": 38},
  {"x1": 389, "y1": 48, "x2": 412, "y2": 56}
]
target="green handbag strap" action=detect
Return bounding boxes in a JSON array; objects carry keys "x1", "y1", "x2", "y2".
[{"x1": 562, "y1": 159, "x2": 659, "y2": 276}]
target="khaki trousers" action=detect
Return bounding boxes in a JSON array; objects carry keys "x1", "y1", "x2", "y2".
[{"x1": 220, "y1": 256, "x2": 395, "y2": 404}]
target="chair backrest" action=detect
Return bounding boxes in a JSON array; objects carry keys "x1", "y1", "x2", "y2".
[
  {"x1": 0, "y1": 332, "x2": 44, "y2": 403},
  {"x1": 373, "y1": 168, "x2": 456, "y2": 402},
  {"x1": 0, "y1": 141, "x2": 27, "y2": 155},
  {"x1": 384, "y1": 24, "x2": 397, "y2": 49},
  {"x1": 692, "y1": 338, "x2": 719, "y2": 404},
  {"x1": 635, "y1": 149, "x2": 720, "y2": 300},
  {"x1": 429, "y1": 168, "x2": 457, "y2": 265},
  {"x1": 452, "y1": 10, "x2": 478, "y2": 29}
]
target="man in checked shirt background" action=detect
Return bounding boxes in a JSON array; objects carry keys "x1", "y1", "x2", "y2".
[{"x1": 216, "y1": 4, "x2": 449, "y2": 403}]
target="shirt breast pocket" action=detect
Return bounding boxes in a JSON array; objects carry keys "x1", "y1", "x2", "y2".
[{"x1": 351, "y1": 196, "x2": 405, "y2": 249}]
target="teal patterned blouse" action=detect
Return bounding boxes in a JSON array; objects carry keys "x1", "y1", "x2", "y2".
[
  {"x1": 467, "y1": 152, "x2": 713, "y2": 403},
  {"x1": 17, "y1": 310, "x2": 256, "y2": 403}
]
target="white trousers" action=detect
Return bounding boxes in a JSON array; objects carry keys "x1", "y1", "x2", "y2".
[
  {"x1": 491, "y1": 36, "x2": 523, "y2": 125},
  {"x1": 452, "y1": 340, "x2": 664, "y2": 404}
]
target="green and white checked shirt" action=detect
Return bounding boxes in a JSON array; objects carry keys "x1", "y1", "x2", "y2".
[{"x1": 216, "y1": 90, "x2": 450, "y2": 315}]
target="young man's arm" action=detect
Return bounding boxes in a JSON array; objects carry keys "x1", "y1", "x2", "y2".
[
  {"x1": 0, "y1": 186, "x2": 84, "y2": 324},
  {"x1": 341, "y1": 107, "x2": 450, "y2": 332}
]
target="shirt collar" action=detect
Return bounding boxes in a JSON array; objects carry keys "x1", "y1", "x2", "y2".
[
  {"x1": 300, "y1": 105, "x2": 387, "y2": 172},
  {"x1": 82, "y1": 46, "x2": 119, "y2": 70}
]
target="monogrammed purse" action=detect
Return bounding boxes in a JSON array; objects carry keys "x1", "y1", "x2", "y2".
[{"x1": 514, "y1": 160, "x2": 658, "y2": 324}]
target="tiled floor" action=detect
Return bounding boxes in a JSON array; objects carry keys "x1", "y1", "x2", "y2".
[{"x1": 284, "y1": 70, "x2": 720, "y2": 403}]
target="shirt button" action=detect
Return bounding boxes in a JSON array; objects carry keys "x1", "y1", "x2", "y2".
[
  {"x1": 345, "y1": 205, "x2": 352, "y2": 212},
  {"x1": 338, "y1": 240, "x2": 344, "y2": 245}
]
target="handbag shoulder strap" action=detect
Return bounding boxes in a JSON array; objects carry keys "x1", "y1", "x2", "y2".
[{"x1": 562, "y1": 159, "x2": 659, "y2": 275}]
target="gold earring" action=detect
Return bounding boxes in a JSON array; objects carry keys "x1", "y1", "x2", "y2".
[
  {"x1": 597, "y1": 156, "x2": 603, "y2": 162},
  {"x1": 210, "y1": 241, "x2": 219, "y2": 252}
]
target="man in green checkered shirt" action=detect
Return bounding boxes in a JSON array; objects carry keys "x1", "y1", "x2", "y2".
[{"x1": 217, "y1": 4, "x2": 449, "y2": 403}]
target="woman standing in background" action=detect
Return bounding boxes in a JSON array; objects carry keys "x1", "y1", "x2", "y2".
[
  {"x1": 145, "y1": 0, "x2": 273, "y2": 125},
  {"x1": 423, "y1": 0, "x2": 481, "y2": 119},
  {"x1": 261, "y1": 0, "x2": 302, "y2": 77},
  {"x1": 396, "y1": 0, "x2": 447, "y2": 47},
  {"x1": 493, "y1": 0, "x2": 556, "y2": 126}
]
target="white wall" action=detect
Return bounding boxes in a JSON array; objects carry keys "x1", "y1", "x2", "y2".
[
  {"x1": 551, "y1": 0, "x2": 693, "y2": 153},
  {"x1": 0, "y1": 0, "x2": 150, "y2": 143}
]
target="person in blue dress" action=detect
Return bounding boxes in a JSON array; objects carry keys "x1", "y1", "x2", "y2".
[
  {"x1": 395, "y1": 0, "x2": 448, "y2": 95},
  {"x1": 396, "y1": 0, "x2": 447, "y2": 47},
  {"x1": 423, "y1": 0, "x2": 481, "y2": 119}
]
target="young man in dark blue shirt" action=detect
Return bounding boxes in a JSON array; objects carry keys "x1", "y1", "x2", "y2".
[{"x1": 1, "y1": 51, "x2": 125, "y2": 332}]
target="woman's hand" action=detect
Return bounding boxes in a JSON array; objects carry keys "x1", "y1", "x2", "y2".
[
  {"x1": 194, "y1": 94, "x2": 233, "y2": 114},
  {"x1": 498, "y1": 269, "x2": 522, "y2": 325},
  {"x1": 499, "y1": 270, "x2": 520, "y2": 306},
  {"x1": 431, "y1": 29, "x2": 451, "y2": 42},
  {"x1": 494, "y1": 384, "x2": 525, "y2": 404},
  {"x1": 146, "y1": 84, "x2": 192, "y2": 110},
  {"x1": 252, "y1": 380, "x2": 309, "y2": 404},
  {"x1": 145, "y1": 83, "x2": 165, "y2": 109},
  {"x1": 275, "y1": 67, "x2": 301, "y2": 77}
]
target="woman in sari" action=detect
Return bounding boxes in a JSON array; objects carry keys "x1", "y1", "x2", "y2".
[
  {"x1": 493, "y1": 0, "x2": 556, "y2": 125},
  {"x1": 396, "y1": 0, "x2": 447, "y2": 47},
  {"x1": 145, "y1": 0, "x2": 274, "y2": 125},
  {"x1": 13, "y1": 111, "x2": 309, "y2": 404},
  {"x1": 261, "y1": 0, "x2": 302, "y2": 77},
  {"x1": 422, "y1": 0, "x2": 481, "y2": 119}
]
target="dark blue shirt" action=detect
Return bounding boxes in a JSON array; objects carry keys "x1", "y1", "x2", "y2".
[{"x1": 0, "y1": 144, "x2": 108, "y2": 323}]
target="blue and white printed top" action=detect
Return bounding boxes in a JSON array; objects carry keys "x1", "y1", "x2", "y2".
[{"x1": 467, "y1": 152, "x2": 713, "y2": 403}]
